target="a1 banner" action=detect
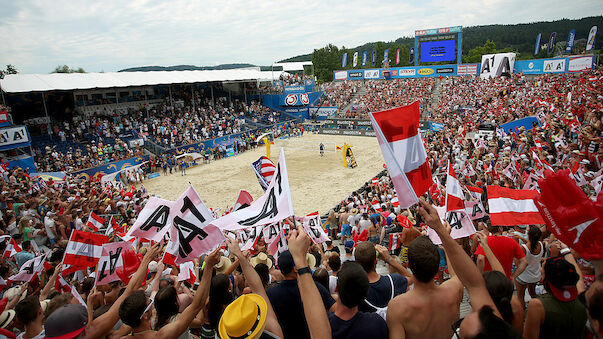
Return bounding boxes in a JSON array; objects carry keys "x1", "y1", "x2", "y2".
[
  {"x1": 426, "y1": 205, "x2": 476, "y2": 245},
  {"x1": 126, "y1": 197, "x2": 174, "y2": 241},
  {"x1": 169, "y1": 185, "x2": 225, "y2": 263},
  {"x1": 9, "y1": 254, "x2": 46, "y2": 282},
  {"x1": 210, "y1": 148, "x2": 294, "y2": 231},
  {"x1": 237, "y1": 225, "x2": 263, "y2": 251},
  {"x1": 267, "y1": 227, "x2": 288, "y2": 260},
  {"x1": 302, "y1": 212, "x2": 329, "y2": 244},
  {"x1": 95, "y1": 242, "x2": 132, "y2": 285},
  {"x1": 465, "y1": 200, "x2": 487, "y2": 220}
]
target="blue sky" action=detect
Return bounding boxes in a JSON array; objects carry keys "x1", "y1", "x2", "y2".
[{"x1": 0, "y1": 0, "x2": 601, "y2": 74}]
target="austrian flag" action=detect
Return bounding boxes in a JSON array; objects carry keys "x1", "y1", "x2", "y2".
[
  {"x1": 87, "y1": 212, "x2": 105, "y2": 232},
  {"x1": 445, "y1": 162, "x2": 465, "y2": 213},
  {"x1": 487, "y1": 186, "x2": 545, "y2": 226},
  {"x1": 63, "y1": 230, "x2": 108, "y2": 267},
  {"x1": 370, "y1": 101, "x2": 432, "y2": 209}
]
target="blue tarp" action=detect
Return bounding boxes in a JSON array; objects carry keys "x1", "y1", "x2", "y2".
[{"x1": 499, "y1": 116, "x2": 540, "y2": 132}]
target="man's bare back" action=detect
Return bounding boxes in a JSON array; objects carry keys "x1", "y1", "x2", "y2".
[{"x1": 387, "y1": 278, "x2": 463, "y2": 339}]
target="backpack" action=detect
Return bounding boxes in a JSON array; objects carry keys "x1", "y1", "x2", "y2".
[{"x1": 364, "y1": 274, "x2": 394, "y2": 320}]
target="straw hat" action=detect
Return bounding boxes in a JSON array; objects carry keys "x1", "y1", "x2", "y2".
[
  {"x1": 218, "y1": 294, "x2": 267, "y2": 339},
  {"x1": 351, "y1": 208, "x2": 358, "y2": 215},
  {"x1": 250, "y1": 252, "x2": 273, "y2": 269},
  {"x1": 0, "y1": 310, "x2": 15, "y2": 329},
  {"x1": 214, "y1": 256, "x2": 233, "y2": 274},
  {"x1": 305, "y1": 253, "x2": 317, "y2": 270}
]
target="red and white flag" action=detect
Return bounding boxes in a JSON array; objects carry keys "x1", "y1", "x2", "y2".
[
  {"x1": 86, "y1": 212, "x2": 105, "y2": 232},
  {"x1": 105, "y1": 216, "x2": 123, "y2": 236},
  {"x1": 63, "y1": 230, "x2": 108, "y2": 268},
  {"x1": 169, "y1": 185, "x2": 225, "y2": 263},
  {"x1": 388, "y1": 233, "x2": 402, "y2": 250},
  {"x1": 391, "y1": 196, "x2": 399, "y2": 207},
  {"x1": 211, "y1": 149, "x2": 294, "y2": 231},
  {"x1": 370, "y1": 101, "x2": 432, "y2": 209},
  {"x1": 445, "y1": 162, "x2": 465, "y2": 213},
  {"x1": 2, "y1": 236, "x2": 20, "y2": 258},
  {"x1": 487, "y1": 186, "x2": 544, "y2": 226},
  {"x1": 8, "y1": 254, "x2": 46, "y2": 282},
  {"x1": 466, "y1": 186, "x2": 483, "y2": 201},
  {"x1": 267, "y1": 227, "x2": 288, "y2": 261},
  {"x1": 371, "y1": 178, "x2": 379, "y2": 185},
  {"x1": 523, "y1": 173, "x2": 541, "y2": 191},
  {"x1": 371, "y1": 200, "x2": 383, "y2": 212},
  {"x1": 177, "y1": 261, "x2": 196, "y2": 285},
  {"x1": 126, "y1": 197, "x2": 174, "y2": 242},
  {"x1": 237, "y1": 226, "x2": 263, "y2": 251},
  {"x1": 302, "y1": 212, "x2": 329, "y2": 244},
  {"x1": 570, "y1": 163, "x2": 587, "y2": 187},
  {"x1": 232, "y1": 190, "x2": 254, "y2": 212},
  {"x1": 56, "y1": 276, "x2": 86, "y2": 307},
  {"x1": 95, "y1": 242, "x2": 131, "y2": 285}
]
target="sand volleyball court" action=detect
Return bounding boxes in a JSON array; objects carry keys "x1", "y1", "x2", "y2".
[{"x1": 142, "y1": 133, "x2": 384, "y2": 216}]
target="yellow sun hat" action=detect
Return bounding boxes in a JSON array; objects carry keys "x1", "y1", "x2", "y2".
[{"x1": 219, "y1": 294, "x2": 268, "y2": 339}]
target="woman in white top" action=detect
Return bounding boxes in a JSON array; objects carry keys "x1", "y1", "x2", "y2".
[{"x1": 515, "y1": 226, "x2": 544, "y2": 308}]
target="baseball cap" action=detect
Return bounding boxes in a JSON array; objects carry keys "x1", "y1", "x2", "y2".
[
  {"x1": 44, "y1": 304, "x2": 88, "y2": 338},
  {"x1": 277, "y1": 250, "x2": 294, "y2": 275},
  {"x1": 544, "y1": 257, "x2": 579, "y2": 302},
  {"x1": 344, "y1": 240, "x2": 355, "y2": 252}
]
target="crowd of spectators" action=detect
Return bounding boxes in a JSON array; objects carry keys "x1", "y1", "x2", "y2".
[
  {"x1": 316, "y1": 81, "x2": 362, "y2": 109},
  {"x1": 0, "y1": 67, "x2": 600, "y2": 339}
]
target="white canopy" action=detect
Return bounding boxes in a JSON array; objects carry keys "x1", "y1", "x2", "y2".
[
  {"x1": 0, "y1": 68, "x2": 268, "y2": 93},
  {"x1": 271, "y1": 62, "x2": 312, "y2": 72}
]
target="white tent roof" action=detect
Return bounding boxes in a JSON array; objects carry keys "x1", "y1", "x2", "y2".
[{"x1": 0, "y1": 68, "x2": 268, "y2": 93}]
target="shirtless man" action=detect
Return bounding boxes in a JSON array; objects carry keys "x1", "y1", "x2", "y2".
[{"x1": 387, "y1": 200, "x2": 510, "y2": 339}]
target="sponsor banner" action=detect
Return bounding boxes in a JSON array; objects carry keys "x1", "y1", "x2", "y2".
[
  {"x1": 547, "y1": 32, "x2": 556, "y2": 55},
  {"x1": 341, "y1": 52, "x2": 347, "y2": 68},
  {"x1": 396, "y1": 48, "x2": 400, "y2": 65},
  {"x1": 371, "y1": 50, "x2": 377, "y2": 66},
  {"x1": 543, "y1": 59, "x2": 566, "y2": 73},
  {"x1": 415, "y1": 26, "x2": 462, "y2": 36},
  {"x1": 514, "y1": 59, "x2": 544, "y2": 74},
  {"x1": 334, "y1": 70, "x2": 347, "y2": 81},
  {"x1": 457, "y1": 64, "x2": 478, "y2": 75},
  {"x1": 364, "y1": 69, "x2": 380, "y2": 79},
  {"x1": 565, "y1": 29, "x2": 576, "y2": 54},
  {"x1": 353, "y1": 51, "x2": 358, "y2": 67},
  {"x1": 322, "y1": 118, "x2": 373, "y2": 127},
  {"x1": 348, "y1": 70, "x2": 364, "y2": 79},
  {"x1": 568, "y1": 55, "x2": 594, "y2": 72},
  {"x1": 362, "y1": 51, "x2": 367, "y2": 66},
  {"x1": 304, "y1": 79, "x2": 314, "y2": 93},
  {"x1": 317, "y1": 128, "x2": 376, "y2": 137},
  {"x1": 72, "y1": 155, "x2": 150, "y2": 180},
  {"x1": 586, "y1": 26, "x2": 598, "y2": 52},
  {"x1": 409, "y1": 48, "x2": 414, "y2": 64},
  {"x1": 436, "y1": 67, "x2": 454, "y2": 74},
  {"x1": 383, "y1": 49, "x2": 389, "y2": 64},
  {"x1": 535, "y1": 33, "x2": 542, "y2": 55},
  {"x1": 0, "y1": 125, "x2": 31, "y2": 151},
  {"x1": 398, "y1": 68, "x2": 417, "y2": 77},
  {"x1": 480, "y1": 53, "x2": 516, "y2": 79},
  {"x1": 283, "y1": 85, "x2": 305, "y2": 94},
  {"x1": 309, "y1": 106, "x2": 338, "y2": 119}
]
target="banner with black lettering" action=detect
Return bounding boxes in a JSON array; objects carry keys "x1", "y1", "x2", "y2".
[
  {"x1": 169, "y1": 185, "x2": 225, "y2": 263},
  {"x1": 95, "y1": 242, "x2": 132, "y2": 285},
  {"x1": 465, "y1": 200, "x2": 487, "y2": 220},
  {"x1": 237, "y1": 225, "x2": 263, "y2": 251},
  {"x1": 9, "y1": 254, "x2": 46, "y2": 282},
  {"x1": 426, "y1": 205, "x2": 476, "y2": 245},
  {"x1": 480, "y1": 53, "x2": 516, "y2": 79},
  {"x1": 126, "y1": 197, "x2": 174, "y2": 241},
  {"x1": 547, "y1": 32, "x2": 556, "y2": 55},
  {"x1": 302, "y1": 212, "x2": 329, "y2": 244},
  {"x1": 210, "y1": 148, "x2": 294, "y2": 231},
  {"x1": 565, "y1": 29, "x2": 576, "y2": 54}
]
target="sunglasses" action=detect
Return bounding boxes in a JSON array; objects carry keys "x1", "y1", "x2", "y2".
[{"x1": 141, "y1": 298, "x2": 154, "y2": 318}]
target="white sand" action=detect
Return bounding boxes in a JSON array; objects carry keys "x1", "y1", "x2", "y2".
[{"x1": 142, "y1": 133, "x2": 384, "y2": 216}]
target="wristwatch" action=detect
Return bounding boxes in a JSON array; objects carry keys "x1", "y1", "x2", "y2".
[{"x1": 297, "y1": 266, "x2": 311, "y2": 275}]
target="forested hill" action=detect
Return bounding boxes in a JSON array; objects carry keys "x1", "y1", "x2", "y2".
[
  {"x1": 119, "y1": 63, "x2": 256, "y2": 72},
  {"x1": 279, "y1": 16, "x2": 602, "y2": 64}
]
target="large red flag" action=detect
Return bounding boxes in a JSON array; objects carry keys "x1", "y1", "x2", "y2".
[
  {"x1": 370, "y1": 101, "x2": 432, "y2": 208},
  {"x1": 63, "y1": 230, "x2": 108, "y2": 267},
  {"x1": 445, "y1": 162, "x2": 465, "y2": 213}
]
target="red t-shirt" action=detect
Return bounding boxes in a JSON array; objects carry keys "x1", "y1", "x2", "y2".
[{"x1": 474, "y1": 235, "x2": 526, "y2": 278}]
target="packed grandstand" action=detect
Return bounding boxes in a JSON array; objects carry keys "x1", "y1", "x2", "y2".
[{"x1": 0, "y1": 25, "x2": 601, "y2": 339}]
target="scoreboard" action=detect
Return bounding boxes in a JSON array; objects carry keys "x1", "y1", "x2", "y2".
[{"x1": 414, "y1": 26, "x2": 462, "y2": 65}]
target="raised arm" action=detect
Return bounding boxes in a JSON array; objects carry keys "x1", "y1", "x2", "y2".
[
  {"x1": 86, "y1": 242, "x2": 163, "y2": 338},
  {"x1": 40, "y1": 265, "x2": 62, "y2": 301},
  {"x1": 475, "y1": 230, "x2": 504, "y2": 274},
  {"x1": 288, "y1": 226, "x2": 331, "y2": 339},
  {"x1": 157, "y1": 248, "x2": 220, "y2": 339},
  {"x1": 418, "y1": 200, "x2": 499, "y2": 316},
  {"x1": 226, "y1": 236, "x2": 283, "y2": 338}
]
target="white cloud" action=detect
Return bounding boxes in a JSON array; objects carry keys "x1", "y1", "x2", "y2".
[{"x1": 0, "y1": 0, "x2": 600, "y2": 73}]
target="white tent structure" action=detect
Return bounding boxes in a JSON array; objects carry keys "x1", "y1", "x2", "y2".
[{"x1": 0, "y1": 68, "x2": 269, "y2": 93}]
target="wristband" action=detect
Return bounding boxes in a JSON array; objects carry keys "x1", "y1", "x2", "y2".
[
  {"x1": 297, "y1": 267, "x2": 311, "y2": 275},
  {"x1": 560, "y1": 248, "x2": 571, "y2": 256},
  {"x1": 386, "y1": 257, "x2": 393, "y2": 264}
]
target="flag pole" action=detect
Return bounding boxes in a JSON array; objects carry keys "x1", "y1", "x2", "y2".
[{"x1": 444, "y1": 160, "x2": 449, "y2": 219}]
